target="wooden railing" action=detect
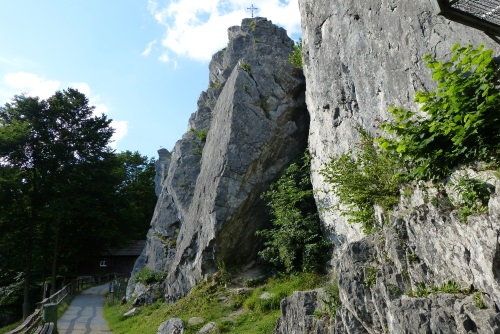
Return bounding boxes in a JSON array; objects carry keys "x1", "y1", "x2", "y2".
[{"x1": 6, "y1": 274, "x2": 118, "y2": 334}]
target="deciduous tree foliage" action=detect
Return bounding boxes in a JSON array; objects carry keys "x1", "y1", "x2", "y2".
[
  {"x1": 0, "y1": 89, "x2": 117, "y2": 318},
  {"x1": 0, "y1": 90, "x2": 157, "y2": 324},
  {"x1": 115, "y1": 151, "x2": 156, "y2": 240},
  {"x1": 257, "y1": 152, "x2": 331, "y2": 273},
  {"x1": 378, "y1": 44, "x2": 500, "y2": 180}
]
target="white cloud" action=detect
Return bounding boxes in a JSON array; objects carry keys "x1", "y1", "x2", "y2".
[
  {"x1": 147, "y1": 0, "x2": 301, "y2": 62},
  {"x1": 141, "y1": 39, "x2": 157, "y2": 56},
  {"x1": 71, "y1": 82, "x2": 91, "y2": 96},
  {"x1": 158, "y1": 53, "x2": 170, "y2": 63},
  {"x1": 110, "y1": 120, "x2": 128, "y2": 149},
  {"x1": 4, "y1": 72, "x2": 61, "y2": 100}
]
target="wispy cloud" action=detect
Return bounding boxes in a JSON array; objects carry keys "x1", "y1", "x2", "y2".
[
  {"x1": 141, "y1": 39, "x2": 157, "y2": 56},
  {"x1": 147, "y1": 0, "x2": 301, "y2": 62}
]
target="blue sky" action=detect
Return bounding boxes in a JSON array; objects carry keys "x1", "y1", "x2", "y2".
[{"x1": 0, "y1": 0, "x2": 301, "y2": 159}]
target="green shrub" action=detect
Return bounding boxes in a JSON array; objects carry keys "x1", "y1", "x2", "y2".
[
  {"x1": 474, "y1": 291, "x2": 486, "y2": 309},
  {"x1": 239, "y1": 61, "x2": 252, "y2": 75},
  {"x1": 321, "y1": 128, "x2": 401, "y2": 234},
  {"x1": 134, "y1": 267, "x2": 166, "y2": 284},
  {"x1": 363, "y1": 267, "x2": 377, "y2": 288},
  {"x1": 322, "y1": 280, "x2": 341, "y2": 316},
  {"x1": 288, "y1": 38, "x2": 303, "y2": 69},
  {"x1": 190, "y1": 128, "x2": 208, "y2": 142},
  {"x1": 450, "y1": 175, "x2": 492, "y2": 221},
  {"x1": 414, "y1": 282, "x2": 430, "y2": 298},
  {"x1": 378, "y1": 44, "x2": 500, "y2": 180},
  {"x1": 257, "y1": 152, "x2": 331, "y2": 273},
  {"x1": 435, "y1": 280, "x2": 461, "y2": 294},
  {"x1": 210, "y1": 81, "x2": 221, "y2": 91}
]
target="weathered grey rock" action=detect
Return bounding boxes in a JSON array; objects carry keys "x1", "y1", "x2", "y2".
[
  {"x1": 198, "y1": 322, "x2": 216, "y2": 334},
  {"x1": 329, "y1": 171, "x2": 500, "y2": 333},
  {"x1": 274, "y1": 289, "x2": 335, "y2": 334},
  {"x1": 275, "y1": 1, "x2": 500, "y2": 332},
  {"x1": 123, "y1": 307, "x2": 140, "y2": 317},
  {"x1": 157, "y1": 318, "x2": 184, "y2": 334},
  {"x1": 131, "y1": 281, "x2": 164, "y2": 307},
  {"x1": 155, "y1": 148, "x2": 171, "y2": 196},
  {"x1": 128, "y1": 17, "x2": 308, "y2": 303},
  {"x1": 153, "y1": 17, "x2": 308, "y2": 302},
  {"x1": 298, "y1": 0, "x2": 500, "y2": 251}
]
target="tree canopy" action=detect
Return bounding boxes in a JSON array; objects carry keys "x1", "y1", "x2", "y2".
[{"x1": 0, "y1": 89, "x2": 156, "y2": 322}]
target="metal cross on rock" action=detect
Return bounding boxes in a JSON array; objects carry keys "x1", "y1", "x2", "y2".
[{"x1": 247, "y1": 4, "x2": 258, "y2": 18}]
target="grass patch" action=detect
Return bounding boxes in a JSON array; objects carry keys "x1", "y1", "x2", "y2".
[
  {"x1": 57, "y1": 296, "x2": 75, "y2": 318},
  {"x1": 0, "y1": 320, "x2": 22, "y2": 334},
  {"x1": 104, "y1": 272, "x2": 326, "y2": 334}
]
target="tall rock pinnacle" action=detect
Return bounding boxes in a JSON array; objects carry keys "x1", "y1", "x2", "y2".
[{"x1": 129, "y1": 17, "x2": 309, "y2": 302}]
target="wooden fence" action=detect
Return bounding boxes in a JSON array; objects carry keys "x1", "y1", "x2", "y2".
[{"x1": 6, "y1": 274, "x2": 118, "y2": 334}]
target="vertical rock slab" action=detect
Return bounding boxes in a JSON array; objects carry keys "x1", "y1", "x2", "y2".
[
  {"x1": 129, "y1": 17, "x2": 309, "y2": 302},
  {"x1": 298, "y1": 0, "x2": 500, "y2": 249},
  {"x1": 164, "y1": 17, "x2": 309, "y2": 301}
]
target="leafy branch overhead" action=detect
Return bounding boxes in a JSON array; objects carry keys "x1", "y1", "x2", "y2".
[
  {"x1": 377, "y1": 44, "x2": 500, "y2": 180},
  {"x1": 321, "y1": 44, "x2": 499, "y2": 233}
]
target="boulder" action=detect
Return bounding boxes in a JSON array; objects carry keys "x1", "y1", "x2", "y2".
[{"x1": 157, "y1": 318, "x2": 184, "y2": 334}]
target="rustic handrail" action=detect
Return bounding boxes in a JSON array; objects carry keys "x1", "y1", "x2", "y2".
[{"x1": 6, "y1": 274, "x2": 117, "y2": 334}]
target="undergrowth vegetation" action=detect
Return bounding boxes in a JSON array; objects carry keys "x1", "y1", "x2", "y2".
[
  {"x1": 134, "y1": 267, "x2": 167, "y2": 285},
  {"x1": 288, "y1": 38, "x2": 303, "y2": 69},
  {"x1": 104, "y1": 272, "x2": 326, "y2": 334},
  {"x1": 449, "y1": 174, "x2": 493, "y2": 221},
  {"x1": 377, "y1": 43, "x2": 500, "y2": 180},
  {"x1": 257, "y1": 152, "x2": 331, "y2": 273},
  {"x1": 321, "y1": 128, "x2": 401, "y2": 234}
]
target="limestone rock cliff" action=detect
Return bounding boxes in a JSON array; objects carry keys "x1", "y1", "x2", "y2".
[
  {"x1": 128, "y1": 17, "x2": 308, "y2": 302},
  {"x1": 272, "y1": 0, "x2": 500, "y2": 332},
  {"x1": 299, "y1": 0, "x2": 500, "y2": 248}
]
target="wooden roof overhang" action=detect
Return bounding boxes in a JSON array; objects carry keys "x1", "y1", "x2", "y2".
[{"x1": 430, "y1": 0, "x2": 500, "y2": 36}]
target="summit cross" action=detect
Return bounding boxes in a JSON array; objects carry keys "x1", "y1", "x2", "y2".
[{"x1": 247, "y1": 4, "x2": 258, "y2": 18}]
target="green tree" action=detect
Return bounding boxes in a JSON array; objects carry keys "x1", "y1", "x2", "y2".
[
  {"x1": 257, "y1": 152, "x2": 331, "y2": 273},
  {"x1": 0, "y1": 88, "x2": 115, "y2": 317},
  {"x1": 288, "y1": 38, "x2": 303, "y2": 69},
  {"x1": 115, "y1": 151, "x2": 156, "y2": 240}
]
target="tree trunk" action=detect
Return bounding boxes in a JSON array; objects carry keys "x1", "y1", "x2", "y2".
[
  {"x1": 22, "y1": 236, "x2": 33, "y2": 319},
  {"x1": 50, "y1": 222, "x2": 61, "y2": 296},
  {"x1": 23, "y1": 168, "x2": 38, "y2": 319}
]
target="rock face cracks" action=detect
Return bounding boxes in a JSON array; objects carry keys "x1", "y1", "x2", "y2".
[
  {"x1": 276, "y1": 0, "x2": 500, "y2": 332},
  {"x1": 130, "y1": 2, "x2": 500, "y2": 332},
  {"x1": 299, "y1": 0, "x2": 500, "y2": 249},
  {"x1": 128, "y1": 17, "x2": 309, "y2": 302}
]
